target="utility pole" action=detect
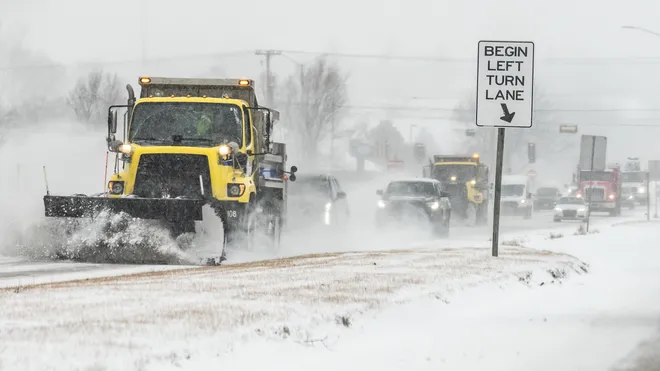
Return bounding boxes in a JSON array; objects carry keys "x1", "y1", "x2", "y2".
[{"x1": 255, "y1": 50, "x2": 282, "y2": 106}]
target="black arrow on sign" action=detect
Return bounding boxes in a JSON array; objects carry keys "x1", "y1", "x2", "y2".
[{"x1": 499, "y1": 103, "x2": 515, "y2": 123}]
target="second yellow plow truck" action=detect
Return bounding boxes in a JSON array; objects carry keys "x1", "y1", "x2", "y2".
[
  {"x1": 43, "y1": 77, "x2": 297, "y2": 264},
  {"x1": 423, "y1": 153, "x2": 489, "y2": 225}
]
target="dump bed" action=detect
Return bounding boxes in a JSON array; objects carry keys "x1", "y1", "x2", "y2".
[{"x1": 138, "y1": 77, "x2": 259, "y2": 107}]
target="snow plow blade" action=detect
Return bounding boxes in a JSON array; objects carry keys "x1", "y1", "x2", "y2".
[{"x1": 43, "y1": 195, "x2": 205, "y2": 222}]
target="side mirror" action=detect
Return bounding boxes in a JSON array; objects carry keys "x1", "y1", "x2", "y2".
[
  {"x1": 490, "y1": 182, "x2": 494, "y2": 190},
  {"x1": 290, "y1": 165, "x2": 298, "y2": 173},
  {"x1": 108, "y1": 139, "x2": 123, "y2": 152},
  {"x1": 376, "y1": 189, "x2": 384, "y2": 196},
  {"x1": 527, "y1": 192, "x2": 532, "y2": 199},
  {"x1": 440, "y1": 191, "x2": 451, "y2": 198},
  {"x1": 337, "y1": 191, "x2": 347, "y2": 199},
  {"x1": 107, "y1": 109, "x2": 118, "y2": 135},
  {"x1": 289, "y1": 174, "x2": 296, "y2": 182}
]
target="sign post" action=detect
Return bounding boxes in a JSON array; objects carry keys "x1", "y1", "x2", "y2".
[{"x1": 476, "y1": 40, "x2": 535, "y2": 257}]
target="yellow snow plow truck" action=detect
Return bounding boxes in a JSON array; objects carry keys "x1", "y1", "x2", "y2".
[
  {"x1": 423, "y1": 154, "x2": 489, "y2": 225},
  {"x1": 43, "y1": 77, "x2": 297, "y2": 264}
]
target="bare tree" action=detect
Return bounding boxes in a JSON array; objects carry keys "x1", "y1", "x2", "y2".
[
  {"x1": 67, "y1": 70, "x2": 122, "y2": 125},
  {"x1": 282, "y1": 58, "x2": 347, "y2": 161}
]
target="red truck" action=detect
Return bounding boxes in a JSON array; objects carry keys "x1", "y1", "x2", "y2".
[{"x1": 576, "y1": 165, "x2": 622, "y2": 216}]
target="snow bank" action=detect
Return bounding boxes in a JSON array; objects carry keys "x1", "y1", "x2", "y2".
[{"x1": 0, "y1": 245, "x2": 585, "y2": 371}]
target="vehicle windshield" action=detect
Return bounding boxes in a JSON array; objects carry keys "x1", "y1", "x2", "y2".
[
  {"x1": 288, "y1": 176, "x2": 330, "y2": 197},
  {"x1": 129, "y1": 102, "x2": 243, "y2": 146},
  {"x1": 432, "y1": 164, "x2": 477, "y2": 182},
  {"x1": 502, "y1": 184, "x2": 525, "y2": 197},
  {"x1": 621, "y1": 172, "x2": 646, "y2": 183},
  {"x1": 580, "y1": 171, "x2": 612, "y2": 182},
  {"x1": 386, "y1": 181, "x2": 436, "y2": 197},
  {"x1": 537, "y1": 187, "x2": 558, "y2": 197},
  {"x1": 558, "y1": 197, "x2": 585, "y2": 205}
]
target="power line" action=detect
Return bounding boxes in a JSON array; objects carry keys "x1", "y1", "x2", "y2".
[
  {"x1": 4, "y1": 48, "x2": 660, "y2": 72},
  {"x1": 278, "y1": 49, "x2": 660, "y2": 64},
  {"x1": 280, "y1": 102, "x2": 660, "y2": 113}
]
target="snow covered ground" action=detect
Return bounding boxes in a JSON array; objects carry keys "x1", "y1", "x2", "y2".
[
  {"x1": 1, "y1": 243, "x2": 586, "y2": 371},
  {"x1": 2, "y1": 220, "x2": 659, "y2": 371}
]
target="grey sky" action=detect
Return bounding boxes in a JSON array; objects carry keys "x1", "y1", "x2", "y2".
[{"x1": 2, "y1": 0, "x2": 660, "y2": 165}]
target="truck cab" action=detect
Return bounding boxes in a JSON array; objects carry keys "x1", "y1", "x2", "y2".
[
  {"x1": 425, "y1": 153, "x2": 489, "y2": 224},
  {"x1": 576, "y1": 168, "x2": 621, "y2": 216}
]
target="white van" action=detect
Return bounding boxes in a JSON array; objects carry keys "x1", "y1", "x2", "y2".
[{"x1": 500, "y1": 175, "x2": 533, "y2": 218}]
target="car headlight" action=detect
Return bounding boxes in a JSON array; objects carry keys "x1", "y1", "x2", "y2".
[
  {"x1": 118, "y1": 144, "x2": 133, "y2": 155},
  {"x1": 108, "y1": 181, "x2": 124, "y2": 195},
  {"x1": 577, "y1": 208, "x2": 586, "y2": 213},
  {"x1": 377, "y1": 200, "x2": 387, "y2": 209},
  {"x1": 520, "y1": 199, "x2": 526, "y2": 204},
  {"x1": 554, "y1": 207, "x2": 562, "y2": 212},
  {"x1": 218, "y1": 144, "x2": 231, "y2": 156},
  {"x1": 638, "y1": 188, "x2": 645, "y2": 194},
  {"x1": 325, "y1": 202, "x2": 332, "y2": 212},
  {"x1": 470, "y1": 179, "x2": 476, "y2": 185},
  {"x1": 427, "y1": 201, "x2": 440, "y2": 210}
]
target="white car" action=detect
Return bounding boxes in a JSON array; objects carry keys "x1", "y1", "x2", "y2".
[{"x1": 553, "y1": 196, "x2": 588, "y2": 222}]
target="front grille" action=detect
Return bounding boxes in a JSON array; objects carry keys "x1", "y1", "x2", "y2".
[
  {"x1": 563, "y1": 210, "x2": 577, "y2": 218},
  {"x1": 133, "y1": 154, "x2": 212, "y2": 199},
  {"x1": 585, "y1": 187, "x2": 605, "y2": 201}
]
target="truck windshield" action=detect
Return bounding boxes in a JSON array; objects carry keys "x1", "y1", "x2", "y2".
[
  {"x1": 580, "y1": 171, "x2": 612, "y2": 182},
  {"x1": 502, "y1": 184, "x2": 525, "y2": 197},
  {"x1": 129, "y1": 102, "x2": 243, "y2": 146},
  {"x1": 621, "y1": 172, "x2": 646, "y2": 183},
  {"x1": 432, "y1": 164, "x2": 476, "y2": 182},
  {"x1": 386, "y1": 181, "x2": 436, "y2": 197}
]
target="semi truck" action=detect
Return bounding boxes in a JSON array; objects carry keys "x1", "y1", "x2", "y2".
[
  {"x1": 43, "y1": 76, "x2": 297, "y2": 264},
  {"x1": 576, "y1": 164, "x2": 621, "y2": 216}
]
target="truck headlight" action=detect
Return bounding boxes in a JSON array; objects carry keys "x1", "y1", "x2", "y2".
[
  {"x1": 377, "y1": 200, "x2": 387, "y2": 209},
  {"x1": 325, "y1": 202, "x2": 332, "y2": 212},
  {"x1": 554, "y1": 207, "x2": 562, "y2": 213},
  {"x1": 520, "y1": 199, "x2": 527, "y2": 204},
  {"x1": 578, "y1": 208, "x2": 586, "y2": 213},
  {"x1": 218, "y1": 144, "x2": 231, "y2": 156},
  {"x1": 427, "y1": 201, "x2": 440, "y2": 210},
  {"x1": 226, "y1": 183, "x2": 245, "y2": 197},
  {"x1": 108, "y1": 181, "x2": 124, "y2": 195},
  {"x1": 470, "y1": 179, "x2": 476, "y2": 185},
  {"x1": 638, "y1": 188, "x2": 645, "y2": 194},
  {"x1": 608, "y1": 194, "x2": 615, "y2": 200}
]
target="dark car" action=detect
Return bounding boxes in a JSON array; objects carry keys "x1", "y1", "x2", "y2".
[
  {"x1": 534, "y1": 187, "x2": 562, "y2": 210},
  {"x1": 287, "y1": 173, "x2": 350, "y2": 228},
  {"x1": 375, "y1": 178, "x2": 452, "y2": 237}
]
